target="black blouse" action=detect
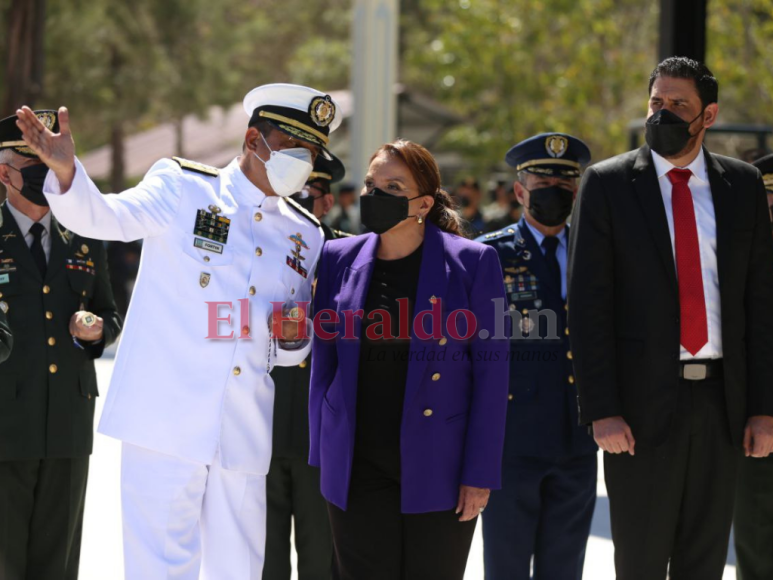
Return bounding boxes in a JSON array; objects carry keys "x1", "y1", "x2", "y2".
[{"x1": 355, "y1": 243, "x2": 424, "y2": 451}]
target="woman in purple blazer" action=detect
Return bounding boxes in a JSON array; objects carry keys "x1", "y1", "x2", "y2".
[{"x1": 309, "y1": 140, "x2": 509, "y2": 579}]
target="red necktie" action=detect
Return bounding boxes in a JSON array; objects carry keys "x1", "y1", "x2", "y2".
[{"x1": 668, "y1": 168, "x2": 708, "y2": 355}]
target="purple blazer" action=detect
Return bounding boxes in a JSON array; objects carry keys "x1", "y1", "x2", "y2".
[{"x1": 309, "y1": 222, "x2": 510, "y2": 513}]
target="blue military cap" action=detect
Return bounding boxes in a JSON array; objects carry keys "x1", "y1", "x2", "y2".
[
  {"x1": 753, "y1": 153, "x2": 773, "y2": 193},
  {"x1": 505, "y1": 133, "x2": 591, "y2": 178}
]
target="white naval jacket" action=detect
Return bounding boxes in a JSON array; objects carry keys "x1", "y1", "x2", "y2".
[{"x1": 43, "y1": 157, "x2": 323, "y2": 474}]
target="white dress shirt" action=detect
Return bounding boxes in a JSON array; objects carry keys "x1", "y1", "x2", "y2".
[
  {"x1": 5, "y1": 200, "x2": 52, "y2": 262},
  {"x1": 523, "y1": 218, "x2": 568, "y2": 300},
  {"x1": 651, "y1": 149, "x2": 722, "y2": 360}
]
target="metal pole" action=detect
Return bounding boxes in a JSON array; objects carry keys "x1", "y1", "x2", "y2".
[
  {"x1": 659, "y1": 0, "x2": 707, "y2": 63},
  {"x1": 350, "y1": 0, "x2": 399, "y2": 193}
]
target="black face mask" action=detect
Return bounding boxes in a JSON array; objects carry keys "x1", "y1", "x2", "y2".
[
  {"x1": 7, "y1": 163, "x2": 50, "y2": 207},
  {"x1": 526, "y1": 186, "x2": 574, "y2": 227},
  {"x1": 360, "y1": 188, "x2": 421, "y2": 234},
  {"x1": 292, "y1": 192, "x2": 322, "y2": 215},
  {"x1": 293, "y1": 181, "x2": 330, "y2": 215},
  {"x1": 645, "y1": 108, "x2": 705, "y2": 158}
]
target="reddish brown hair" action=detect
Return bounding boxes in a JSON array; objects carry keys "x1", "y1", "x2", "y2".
[{"x1": 370, "y1": 140, "x2": 463, "y2": 236}]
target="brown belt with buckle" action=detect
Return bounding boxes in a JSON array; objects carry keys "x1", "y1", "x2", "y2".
[{"x1": 678, "y1": 359, "x2": 723, "y2": 380}]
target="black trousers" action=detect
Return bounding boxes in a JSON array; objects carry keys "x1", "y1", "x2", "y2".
[
  {"x1": 327, "y1": 449, "x2": 477, "y2": 580},
  {"x1": 604, "y1": 376, "x2": 739, "y2": 580},
  {"x1": 263, "y1": 456, "x2": 333, "y2": 580},
  {"x1": 734, "y1": 455, "x2": 773, "y2": 580},
  {"x1": 0, "y1": 456, "x2": 89, "y2": 580}
]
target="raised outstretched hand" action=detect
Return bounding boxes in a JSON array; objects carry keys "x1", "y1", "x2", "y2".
[{"x1": 16, "y1": 106, "x2": 76, "y2": 191}]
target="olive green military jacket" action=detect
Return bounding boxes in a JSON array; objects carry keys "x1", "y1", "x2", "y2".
[
  {"x1": 0, "y1": 307, "x2": 11, "y2": 363},
  {"x1": 0, "y1": 202, "x2": 122, "y2": 460}
]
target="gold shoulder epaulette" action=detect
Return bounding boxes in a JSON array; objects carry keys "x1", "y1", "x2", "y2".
[
  {"x1": 333, "y1": 229, "x2": 355, "y2": 238},
  {"x1": 172, "y1": 157, "x2": 219, "y2": 177},
  {"x1": 285, "y1": 197, "x2": 321, "y2": 227}
]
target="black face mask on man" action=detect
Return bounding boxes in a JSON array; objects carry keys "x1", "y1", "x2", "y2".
[
  {"x1": 645, "y1": 108, "x2": 705, "y2": 158},
  {"x1": 360, "y1": 188, "x2": 422, "y2": 234},
  {"x1": 292, "y1": 186, "x2": 326, "y2": 215},
  {"x1": 526, "y1": 185, "x2": 574, "y2": 227},
  {"x1": 6, "y1": 163, "x2": 50, "y2": 207}
]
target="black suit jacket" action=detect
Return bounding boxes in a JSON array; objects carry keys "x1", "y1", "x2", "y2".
[
  {"x1": 0, "y1": 202, "x2": 122, "y2": 460},
  {"x1": 568, "y1": 146, "x2": 773, "y2": 448}
]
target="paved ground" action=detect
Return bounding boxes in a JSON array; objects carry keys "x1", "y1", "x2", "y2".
[{"x1": 78, "y1": 353, "x2": 737, "y2": 579}]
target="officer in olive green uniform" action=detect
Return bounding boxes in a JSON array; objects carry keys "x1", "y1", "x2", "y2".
[
  {"x1": 0, "y1": 306, "x2": 11, "y2": 362},
  {"x1": 734, "y1": 153, "x2": 773, "y2": 580},
  {"x1": 0, "y1": 110, "x2": 122, "y2": 580},
  {"x1": 264, "y1": 153, "x2": 351, "y2": 580}
]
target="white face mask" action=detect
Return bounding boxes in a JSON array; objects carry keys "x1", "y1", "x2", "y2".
[{"x1": 254, "y1": 132, "x2": 314, "y2": 197}]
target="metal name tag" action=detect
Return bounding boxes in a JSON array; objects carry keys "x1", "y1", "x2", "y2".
[{"x1": 194, "y1": 237, "x2": 224, "y2": 254}]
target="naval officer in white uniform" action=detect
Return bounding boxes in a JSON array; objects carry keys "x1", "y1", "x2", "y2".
[{"x1": 14, "y1": 83, "x2": 342, "y2": 579}]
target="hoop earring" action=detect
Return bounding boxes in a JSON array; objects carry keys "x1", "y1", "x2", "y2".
[{"x1": 417, "y1": 215, "x2": 424, "y2": 224}]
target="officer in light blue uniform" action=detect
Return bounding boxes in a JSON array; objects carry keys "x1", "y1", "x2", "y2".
[{"x1": 477, "y1": 133, "x2": 597, "y2": 580}]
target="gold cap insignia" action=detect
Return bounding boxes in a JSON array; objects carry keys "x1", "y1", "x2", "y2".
[
  {"x1": 37, "y1": 112, "x2": 56, "y2": 130},
  {"x1": 309, "y1": 95, "x2": 336, "y2": 128},
  {"x1": 545, "y1": 135, "x2": 568, "y2": 159}
]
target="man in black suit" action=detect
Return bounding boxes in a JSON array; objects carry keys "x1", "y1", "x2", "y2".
[
  {"x1": 0, "y1": 110, "x2": 122, "y2": 579},
  {"x1": 568, "y1": 57, "x2": 773, "y2": 579}
]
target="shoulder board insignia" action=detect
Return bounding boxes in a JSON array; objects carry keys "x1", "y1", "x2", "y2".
[
  {"x1": 478, "y1": 230, "x2": 509, "y2": 242},
  {"x1": 333, "y1": 229, "x2": 355, "y2": 238},
  {"x1": 285, "y1": 197, "x2": 321, "y2": 227},
  {"x1": 172, "y1": 157, "x2": 220, "y2": 177}
]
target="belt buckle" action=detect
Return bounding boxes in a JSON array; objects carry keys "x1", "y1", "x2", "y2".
[{"x1": 683, "y1": 363, "x2": 707, "y2": 381}]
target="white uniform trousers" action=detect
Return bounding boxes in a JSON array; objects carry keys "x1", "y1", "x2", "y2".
[{"x1": 121, "y1": 443, "x2": 267, "y2": 579}]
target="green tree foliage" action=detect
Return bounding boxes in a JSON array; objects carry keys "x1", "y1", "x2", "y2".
[
  {"x1": 707, "y1": 0, "x2": 773, "y2": 124},
  {"x1": 403, "y1": 0, "x2": 773, "y2": 171},
  {"x1": 402, "y1": 0, "x2": 659, "y2": 169},
  {"x1": 2, "y1": 0, "x2": 772, "y2": 181}
]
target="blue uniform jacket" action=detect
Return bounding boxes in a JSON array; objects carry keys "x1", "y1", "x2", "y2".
[{"x1": 477, "y1": 218, "x2": 596, "y2": 458}]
